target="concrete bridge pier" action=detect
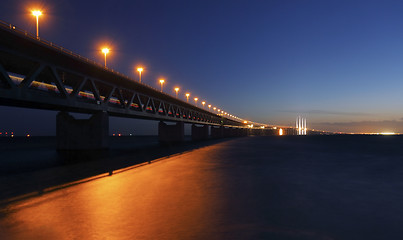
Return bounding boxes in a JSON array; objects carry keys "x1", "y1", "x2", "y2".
[
  {"x1": 56, "y1": 111, "x2": 109, "y2": 150},
  {"x1": 240, "y1": 128, "x2": 248, "y2": 137},
  {"x1": 211, "y1": 126, "x2": 224, "y2": 138},
  {"x1": 191, "y1": 124, "x2": 209, "y2": 141},
  {"x1": 158, "y1": 121, "x2": 185, "y2": 144},
  {"x1": 223, "y1": 127, "x2": 235, "y2": 138}
]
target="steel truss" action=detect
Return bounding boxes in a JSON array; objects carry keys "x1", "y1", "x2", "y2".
[{"x1": 0, "y1": 25, "x2": 242, "y2": 126}]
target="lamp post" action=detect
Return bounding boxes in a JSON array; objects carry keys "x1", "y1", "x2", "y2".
[
  {"x1": 32, "y1": 10, "x2": 42, "y2": 39},
  {"x1": 137, "y1": 67, "x2": 143, "y2": 83},
  {"x1": 194, "y1": 97, "x2": 198, "y2": 106},
  {"x1": 185, "y1": 93, "x2": 190, "y2": 102},
  {"x1": 202, "y1": 101, "x2": 205, "y2": 108},
  {"x1": 208, "y1": 104, "x2": 211, "y2": 111},
  {"x1": 174, "y1": 87, "x2": 179, "y2": 98},
  {"x1": 102, "y1": 48, "x2": 110, "y2": 67},
  {"x1": 159, "y1": 79, "x2": 165, "y2": 92}
]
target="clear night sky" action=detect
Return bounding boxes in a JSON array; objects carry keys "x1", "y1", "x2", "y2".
[{"x1": 1, "y1": 0, "x2": 403, "y2": 135}]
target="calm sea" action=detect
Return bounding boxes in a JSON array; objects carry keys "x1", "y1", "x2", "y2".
[{"x1": 1, "y1": 135, "x2": 403, "y2": 239}]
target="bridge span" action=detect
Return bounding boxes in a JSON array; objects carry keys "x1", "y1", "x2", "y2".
[{"x1": 0, "y1": 20, "x2": 297, "y2": 150}]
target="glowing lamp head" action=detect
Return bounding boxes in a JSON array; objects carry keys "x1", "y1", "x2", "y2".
[
  {"x1": 202, "y1": 101, "x2": 205, "y2": 105},
  {"x1": 102, "y1": 48, "x2": 110, "y2": 54},
  {"x1": 243, "y1": 121, "x2": 248, "y2": 124},
  {"x1": 137, "y1": 67, "x2": 143, "y2": 73},
  {"x1": 32, "y1": 10, "x2": 42, "y2": 17},
  {"x1": 208, "y1": 104, "x2": 211, "y2": 108},
  {"x1": 159, "y1": 79, "x2": 165, "y2": 84},
  {"x1": 185, "y1": 93, "x2": 190, "y2": 97},
  {"x1": 194, "y1": 97, "x2": 198, "y2": 101},
  {"x1": 174, "y1": 87, "x2": 179, "y2": 92}
]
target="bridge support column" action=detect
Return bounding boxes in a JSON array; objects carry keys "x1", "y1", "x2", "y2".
[
  {"x1": 158, "y1": 121, "x2": 184, "y2": 144},
  {"x1": 223, "y1": 127, "x2": 233, "y2": 138},
  {"x1": 57, "y1": 111, "x2": 109, "y2": 150},
  {"x1": 211, "y1": 126, "x2": 224, "y2": 138},
  {"x1": 240, "y1": 128, "x2": 248, "y2": 137},
  {"x1": 191, "y1": 124, "x2": 209, "y2": 141}
]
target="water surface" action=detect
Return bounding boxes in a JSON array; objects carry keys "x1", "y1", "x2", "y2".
[{"x1": 1, "y1": 135, "x2": 403, "y2": 239}]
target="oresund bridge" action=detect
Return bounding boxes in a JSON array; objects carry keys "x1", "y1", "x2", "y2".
[{"x1": 0, "y1": 20, "x2": 306, "y2": 150}]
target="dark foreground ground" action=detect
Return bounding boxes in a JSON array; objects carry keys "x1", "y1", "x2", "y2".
[{"x1": 1, "y1": 135, "x2": 403, "y2": 240}]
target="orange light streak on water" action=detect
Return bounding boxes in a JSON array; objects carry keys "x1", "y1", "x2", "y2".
[{"x1": 0, "y1": 144, "x2": 228, "y2": 240}]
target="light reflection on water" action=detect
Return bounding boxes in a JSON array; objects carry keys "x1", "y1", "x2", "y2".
[
  {"x1": 1, "y1": 136, "x2": 403, "y2": 239},
  {"x1": 0, "y1": 144, "x2": 228, "y2": 240}
]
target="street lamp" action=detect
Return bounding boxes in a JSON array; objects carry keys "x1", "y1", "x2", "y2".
[
  {"x1": 213, "y1": 107, "x2": 216, "y2": 111},
  {"x1": 174, "y1": 87, "x2": 180, "y2": 98},
  {"x1": 137, "y1": 67, "x2": 143, "y2": 83},
  {"x1": 159, "y1": 79, "x2": 165, "y2": 92},
  {"x1": 102, "y1": 48, "x2": 110, "y2": 67},
  {"x1": 202, "y1": 101, "x2": 205, "y2": 108},
  {"x1": 31, "y1": 10, "x2": 42, "y2": 39},
  {"x1": 194, "y1": 97, "x2": 198, "y2": 106},
  {"x1": 208, "y1": 104, "x2": 211, "y2": 111},
  {"x1": 185, "y1": 93, "x2": 190, "y2": 102}
]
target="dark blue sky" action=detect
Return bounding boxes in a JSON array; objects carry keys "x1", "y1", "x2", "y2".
[{"x1": 2, "y1": 0, "x2": 403, "y2": 135}]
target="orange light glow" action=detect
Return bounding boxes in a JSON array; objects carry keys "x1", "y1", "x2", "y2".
[
  {"x1": 159, "y1": 79, "x2": 165, "y2": 91},
  {"x1": 32, "y1": 10, "x2": 42, "y2": 17},
  {"x1": 101, "y1": 48, "x2": 110, "y2": 67},
  {"x1": 31, "y1": 10, "x2": 43, "y2": 39},
  {"x1": 174, "y1": 87, "x2": 180, "y2": 97},
  {"x1": 279, "y1": 128, "x2": 283, "y2": 136},
  {"x1": 137, "y1": 67, "x2": 143, "y2": 82}
]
